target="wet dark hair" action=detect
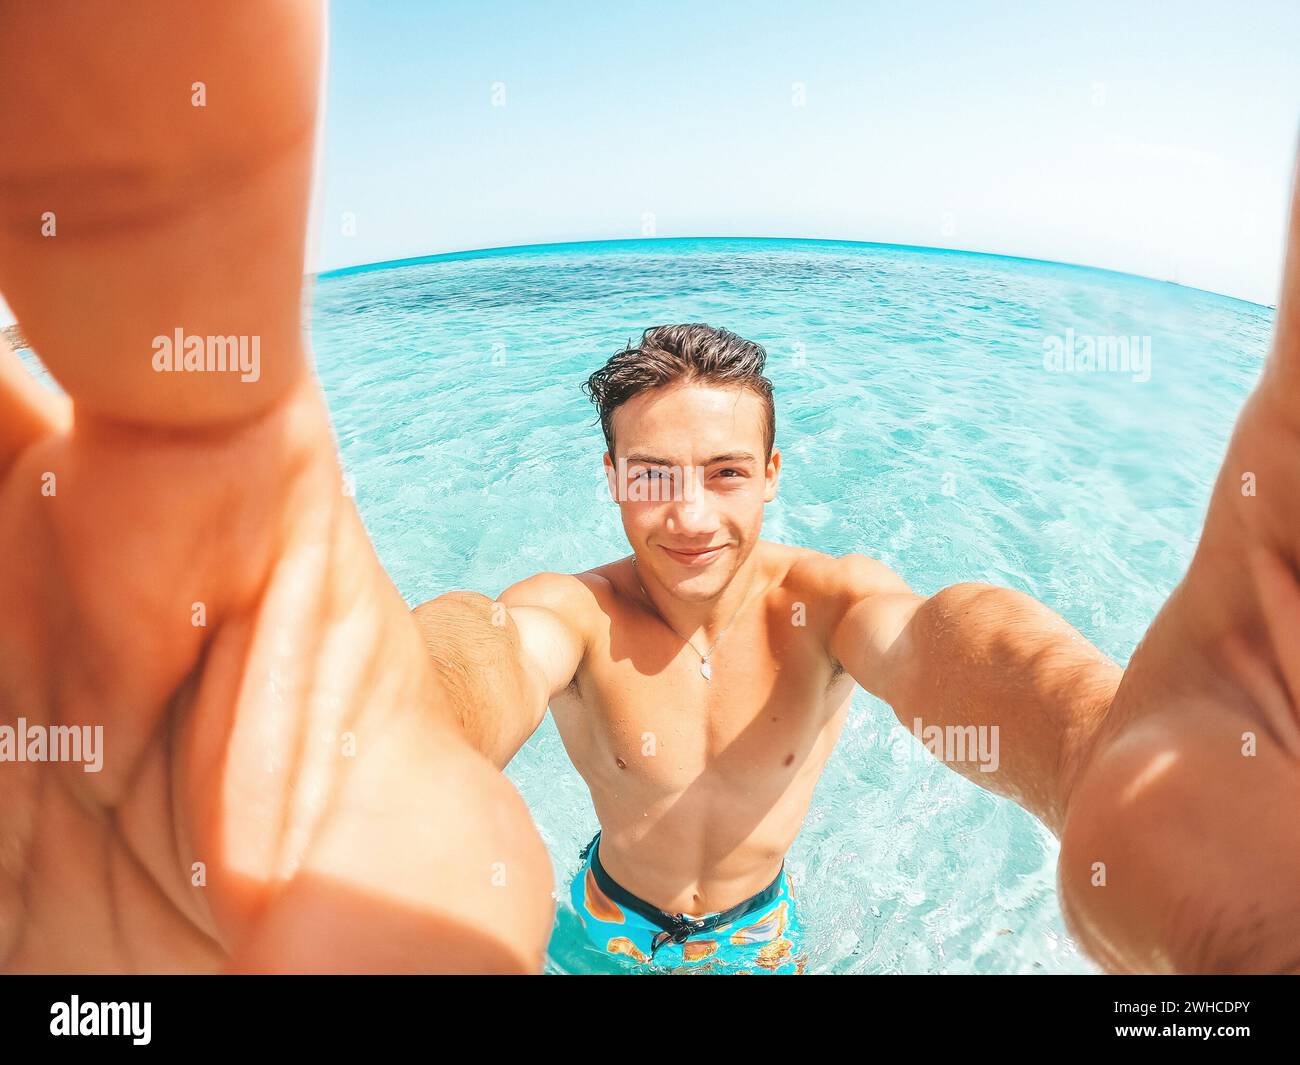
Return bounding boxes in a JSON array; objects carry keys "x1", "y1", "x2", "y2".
[{"x1": 580, "y1": 324, "x2": 775, "y2": 458}]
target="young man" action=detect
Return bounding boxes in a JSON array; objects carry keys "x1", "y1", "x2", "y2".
[
  {"x1": 415, "y1": 296, "x2": 1300, "y2": 974},
  {"x1": 419, "y1": 324, "x2": 1120, "y2": 973}
]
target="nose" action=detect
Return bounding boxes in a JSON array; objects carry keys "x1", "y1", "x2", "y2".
[{"x1": 665, "y1": 466, "x2": 717, "y2": 537}]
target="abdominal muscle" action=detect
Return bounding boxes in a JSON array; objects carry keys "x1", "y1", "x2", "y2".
[{"x1": 551, "y1": 669, "x2": 855, "y2": 917}]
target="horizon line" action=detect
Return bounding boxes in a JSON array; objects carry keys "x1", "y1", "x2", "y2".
[{"x1": 313, "y1": 235, "x2": 1275, "y2": 311}]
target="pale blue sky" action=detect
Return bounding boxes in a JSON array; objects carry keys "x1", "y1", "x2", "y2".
[
  {"x1": 311, "y1": 0, "x2": 1300, "y2": 305},
  {"x1": 0, "y1": 0, "x2": 1293, "y2": 333}
]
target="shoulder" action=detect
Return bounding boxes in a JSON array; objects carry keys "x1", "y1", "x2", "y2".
[
  {"x1": 498, "y1": 570, "x2": 604, "y2": 631},
  {"x1": 499, "y1": 570, "x2": 591, "y2": 607},
  {"x1": 495, "y1": 572, "x2": 601, "y2": 691},
  {"x1": 776, "y1": 549, "x2": 923, "y2": 689},
  {"x1": 782, "y1": 545, "x2": 912, "y2": 604},
  {"x1": 783, "y1": 548, "x2": 916, "y2": 671}
]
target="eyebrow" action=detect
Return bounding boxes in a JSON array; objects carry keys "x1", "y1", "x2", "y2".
[{"x1": 624, "y1": 451, "x2": 758, "y2": 466}]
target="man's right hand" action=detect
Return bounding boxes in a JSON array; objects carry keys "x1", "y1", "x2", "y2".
[{"x1": 0, "y1": 0, "x2": 553, "y2": 973}]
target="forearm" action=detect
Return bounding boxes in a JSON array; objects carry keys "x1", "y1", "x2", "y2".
[
  {"x1": 879, "y1": 582, "x2": 1122, "y2": 836},
  {"x1": 412, "y1": 591, "x2": 542, "y2": 768}
]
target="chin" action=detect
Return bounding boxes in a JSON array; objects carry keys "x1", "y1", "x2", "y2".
[
  {"x1": 657, "y1": 560, "x2": 739, "y2": 601},
  {"x1": 664, "y1": 577, "x2": 725, "y2": 603}
]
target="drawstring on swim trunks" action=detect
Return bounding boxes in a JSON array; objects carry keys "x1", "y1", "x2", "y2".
[{"x1": 649, "y1": 914, "x2": 710, "y2": 960}]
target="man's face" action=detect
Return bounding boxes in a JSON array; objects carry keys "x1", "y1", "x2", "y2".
[{"x1": 603, "y1": 380, "x2": 780, "y2": 603}]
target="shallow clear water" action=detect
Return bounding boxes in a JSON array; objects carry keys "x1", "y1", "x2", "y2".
[{"x1": 308, "y1": 237, "x2": 1274, "y2": 974}]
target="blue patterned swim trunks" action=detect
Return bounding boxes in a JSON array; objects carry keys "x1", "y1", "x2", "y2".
[{"x1": 568, "y1": 830, "x2": 806, "y2": 974}]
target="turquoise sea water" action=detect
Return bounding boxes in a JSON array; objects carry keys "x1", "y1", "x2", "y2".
[{"x1": 309, "y1": 237, "x2": 1275, "y2": 974}]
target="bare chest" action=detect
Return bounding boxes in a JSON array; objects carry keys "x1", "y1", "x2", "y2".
[{"x1": 549, "y1": 603, "x2": 854, "y2": 797}]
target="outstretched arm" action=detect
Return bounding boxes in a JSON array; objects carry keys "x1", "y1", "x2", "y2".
[
  {"x1": 0, "y1": 0, "x2": 554, "y2": 973},
  {"x1": 826, "y1": 559, "x2": 1120, "y2": 837}
]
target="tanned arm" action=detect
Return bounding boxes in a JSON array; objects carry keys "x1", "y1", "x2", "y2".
[
  {"x1": 824, "y1": 558, "x2": 1120, "y2": 837},
  {"x1": 413, "y1": 572, "x2": 589, "y2": 768}
]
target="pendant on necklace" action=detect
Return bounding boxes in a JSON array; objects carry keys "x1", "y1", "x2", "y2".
[{"x1": 700, "y1": 658, "x2": 712, "y2": 681}]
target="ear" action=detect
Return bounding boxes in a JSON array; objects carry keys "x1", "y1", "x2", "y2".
[
  {"x1": 763, "y1": 448, "x2": 781, "y2": 503},
  {"x1": 603, "y1": 451, "x2": 619, "y2": 503}
]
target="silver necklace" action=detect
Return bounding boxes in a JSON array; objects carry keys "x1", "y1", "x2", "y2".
[{"x1": 629, "y1": 555, "x2": 757, "y2": 681}]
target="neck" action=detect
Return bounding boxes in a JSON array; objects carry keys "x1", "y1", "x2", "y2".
[{"x1": 633, "y1": 544, "x2": 764, "y2": 647}]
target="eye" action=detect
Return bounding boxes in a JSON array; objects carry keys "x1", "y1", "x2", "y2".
[{"x1": 718, "y1": 468, "x2": 744, "y2": 478}]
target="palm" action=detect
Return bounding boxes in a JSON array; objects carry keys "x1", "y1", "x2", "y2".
[
  {"x1": 1057, "y1": 156, "x2": 1300, "y2": 973},
  {"x1": 0, "y1": 3, "x2": 552, "y2": 973}
]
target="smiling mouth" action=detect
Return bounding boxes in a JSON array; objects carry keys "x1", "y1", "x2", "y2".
[{"x1": 660, "y1": 544, "x2": 726, "y2": 566}]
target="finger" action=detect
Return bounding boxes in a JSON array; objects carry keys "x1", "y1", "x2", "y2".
[
  {"x1": 0, "y1": 0, "x2": 322, "y2": 429},
  {"x1": 0, "y1": 322, "x2": 70, "y2": 472}
]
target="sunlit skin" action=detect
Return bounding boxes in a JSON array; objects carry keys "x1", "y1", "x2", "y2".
[{"x1": 0, "y1": 1, "x2": 553, "y2": 974}]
